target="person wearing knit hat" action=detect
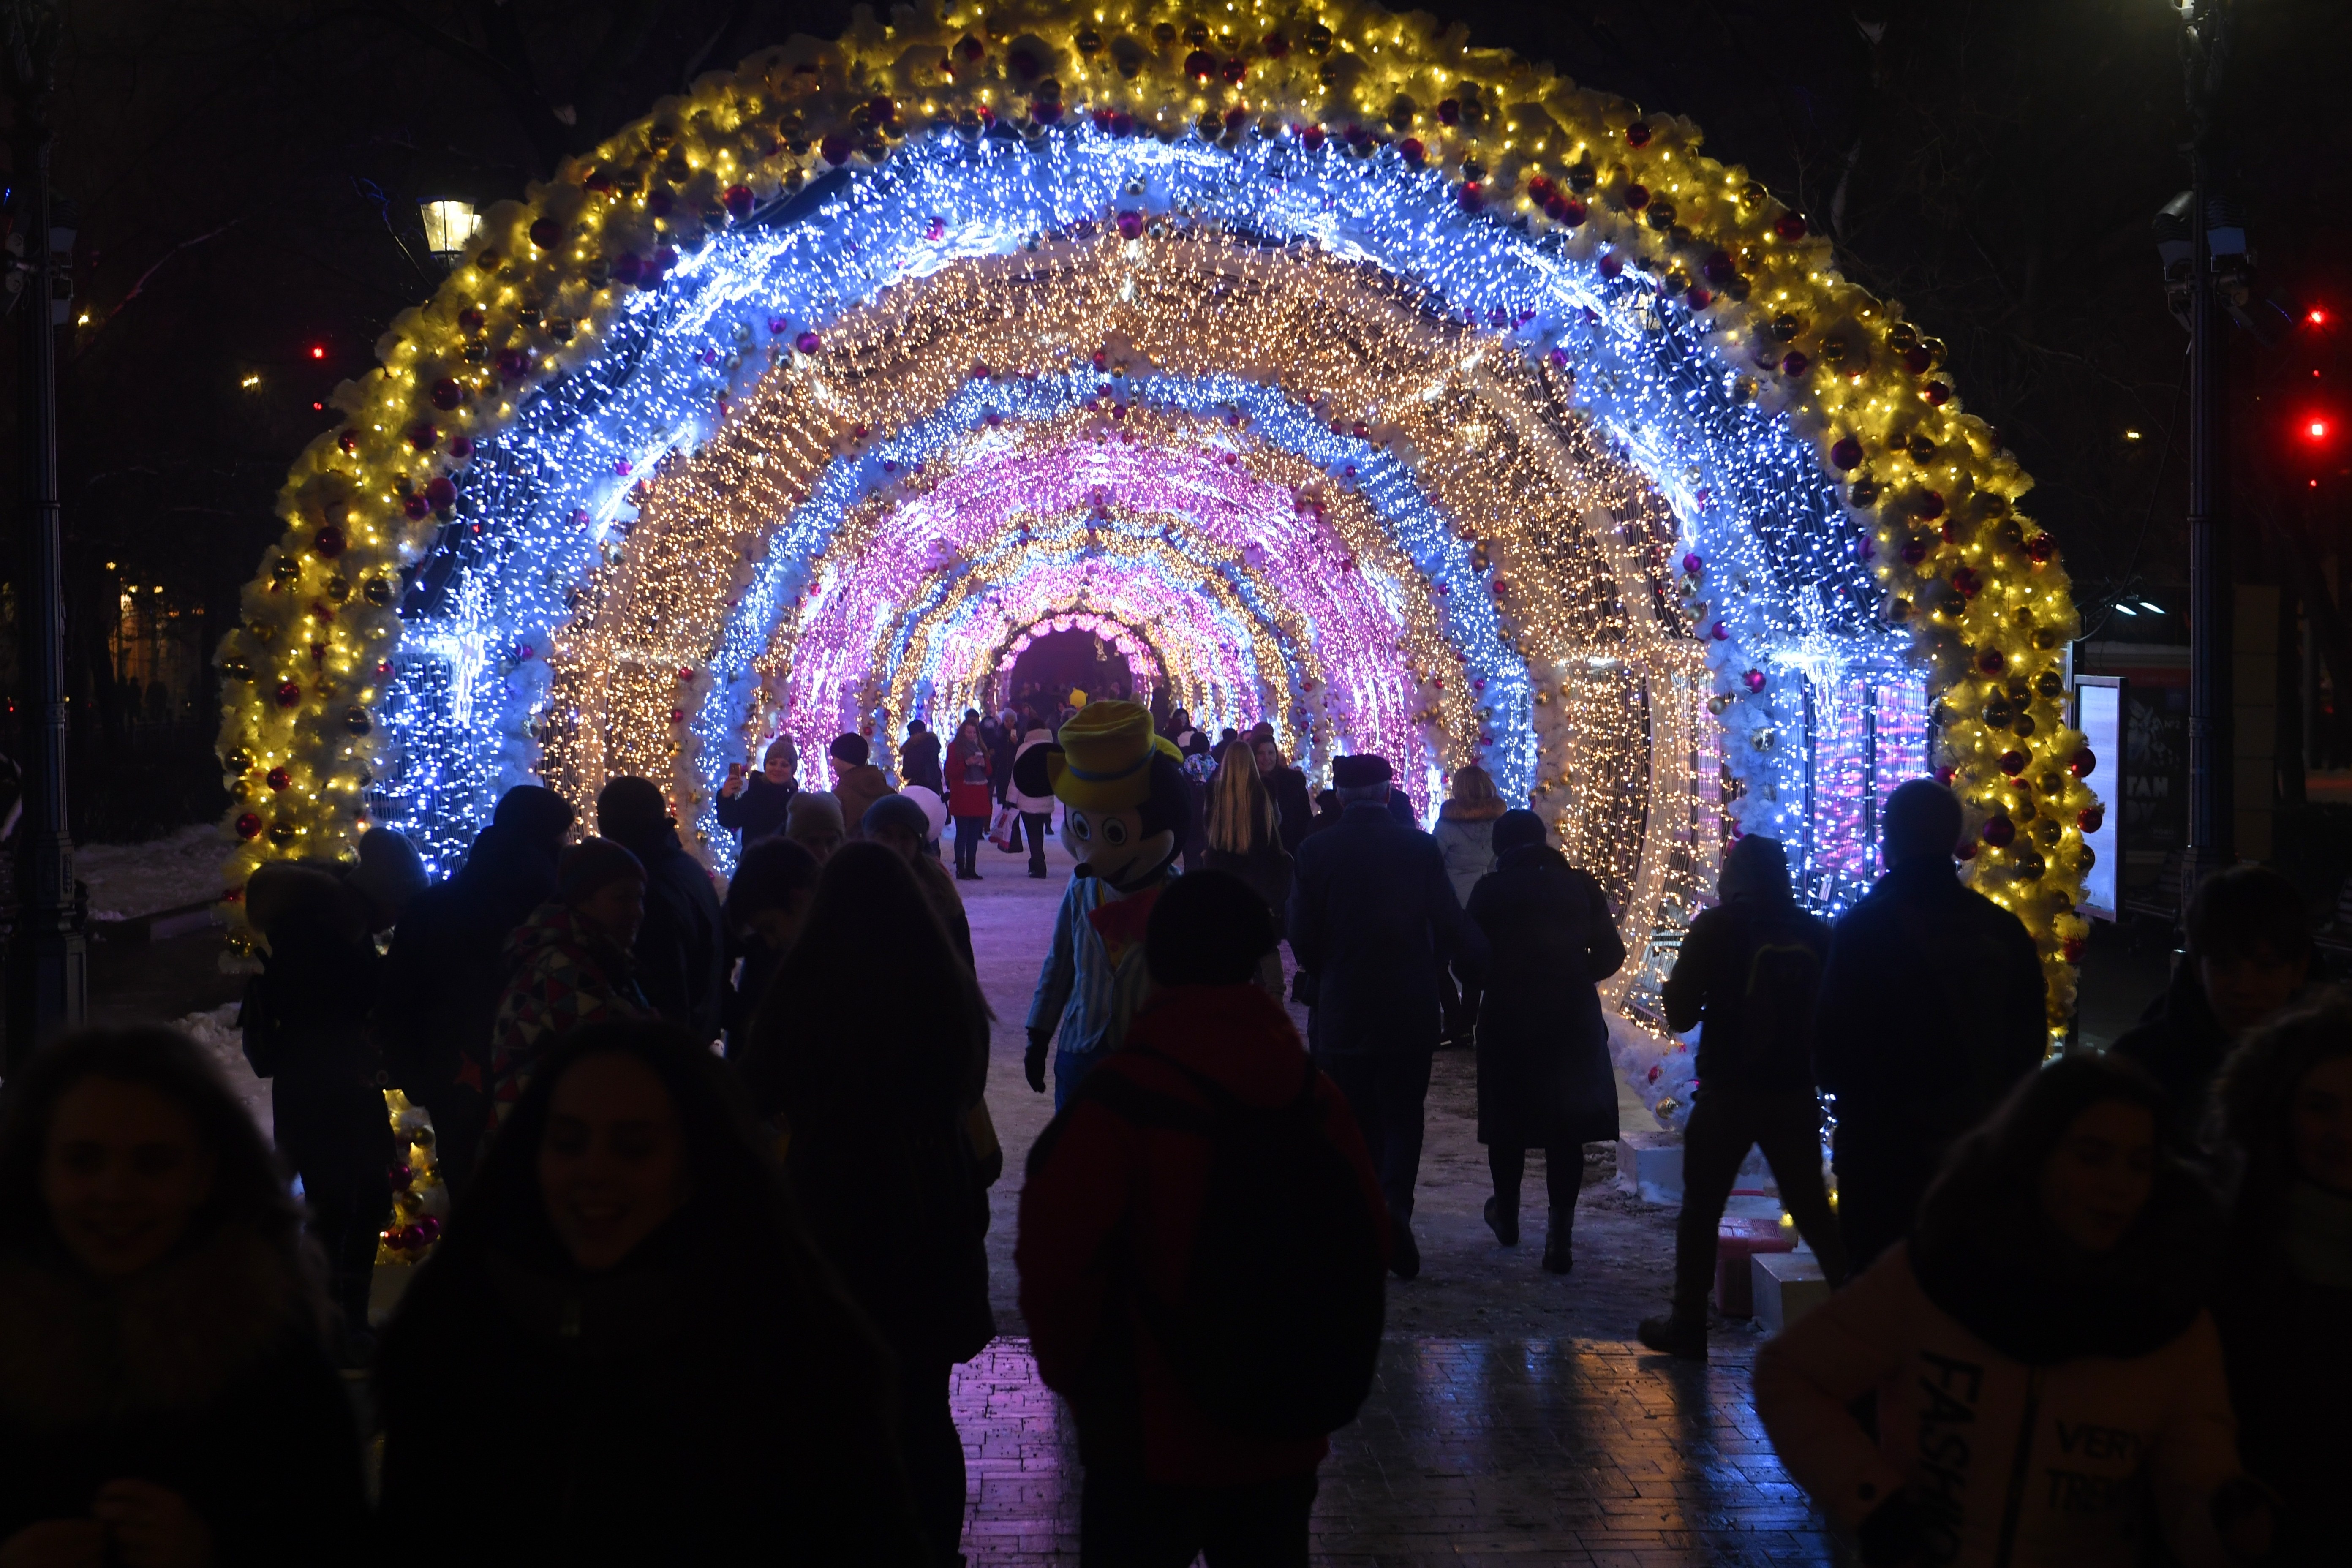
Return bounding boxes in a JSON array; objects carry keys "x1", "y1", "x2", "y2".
[
  {"x1": 346, "y1": 827, "x2": 428, "y2": 931},
  {"x1": 1288, "y1": 744, "x2": 1490, "y2": 1279},
  {"x1": 827, "y1": 733, "x2": 896, "y2": 841},
  {"x1": 784, "y1": 789, "x2": 847, "y2": 863},
  {"x1": 865, "y1": 792, "x2": 977, "y2": 973},
  {"x1": 485, "y1": 838, "x2": 653, "y2": 1139}
]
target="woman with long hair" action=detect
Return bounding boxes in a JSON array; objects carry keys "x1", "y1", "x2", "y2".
[
  {"x1": 1203, "y1": 741, "x2": 1294, "y2": 995},
  {"x1": 2210, "y1": 992, "x2": 2352, "y2": 1563},
  {"x1": 1756, "y1": 1055, "x2": 2269, "y2": 1568},
  {"x1": 0, "y1": 1027, "x2": 367, "y2": 1564},
  {"x1": 741, "y1": 841, "x2": 995, "y2": 1566},
  {"x1": 376, "y1": 1019, "x2": 925, "y2": 1563},
  {"x1": 947, "y1": 717, "x2": 996, "y2": 882}
]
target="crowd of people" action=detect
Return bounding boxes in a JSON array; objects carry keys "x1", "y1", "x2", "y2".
[{"x1": 0, "y1": 694, "x2": 2344, "y2": 1564}]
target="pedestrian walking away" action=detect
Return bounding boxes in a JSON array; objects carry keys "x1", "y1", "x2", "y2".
[
  {"x1": 902, "y1": 718, "x2": 946, "y2": 795},
  {"x1": 1200, "y1": 740, "x2": 1295, "y2": 997},
  {"x1": 1637, "y1": 833, "x2": 1846, "y2": 1360},
  {"x1": 487, "y1": 837, "x2": 657, "y2": 1133},
  {"x1": 1754, "y1": 1055, "x2": 2271, "y2": 1568},
  {"x1": 1287, "y1": 753, "x2": 1489, "y2": 1279},
  {"x1": 0, "y1": 1027, "x2": 370, "y2": 1565},
  {"x1": 376, "y1": 1021, "x2": 928, "y2": 1565},
  {"x1": 1020, "y1": 870, "x2": 1388, "y2": 1568},
  {"x1": 378, "y1": 783, "x2": 574, "y2": 1199},
  {"x1": 740, "y1": 843, "x2": 996, "y2": 1566},
  {"x1": 1008, "y1": 716, "x2": 1061, "y2": 877},
  {"x1": 1812, "y1": 778, "x2": 2046, "y2": 1273},
  {"x1": 1462, "y1": 809, "x2": 1625, "y2": 1276},
  {"x1": 597, "y1": 776, "x2": 729, "y2": 1047},
  {"x1": 829, "y1": 732, "x2": 898, "y2": 839},
  {"x1": 1431, "y1": 765, "x2": 1505, "y2": 1047},
  {"x1": 715, "y1": 735, "x2": 801, "y2": 849},
  {"x1": 720, "y1": 835, "x2": 821, "y2": 1053}
]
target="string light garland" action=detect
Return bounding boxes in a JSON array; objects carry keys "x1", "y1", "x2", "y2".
[{"x1": 215, "y1": 0, "x2": 2093, "y2": 1034}]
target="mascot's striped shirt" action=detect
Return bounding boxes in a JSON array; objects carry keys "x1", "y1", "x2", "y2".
[{"x1": 1026, "y1": 871, "x2": 1166, "y2": 1108}]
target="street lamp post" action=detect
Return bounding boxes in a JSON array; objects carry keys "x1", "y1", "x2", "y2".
[
  {"x1": 2171, "y1": 0, "x2": 2238, "y2": 910},
  {"x1": 8, "y1": 124, "x2": 85, "y2": 1063}
]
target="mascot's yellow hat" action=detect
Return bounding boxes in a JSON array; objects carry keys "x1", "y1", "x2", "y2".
[{"x1": 1046, "y1": 700, "x2": 1174, "y2": 810}]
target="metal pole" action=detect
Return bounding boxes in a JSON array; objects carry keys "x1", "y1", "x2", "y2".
[
  {"x1": 2180, "y1": 1, "x2": 2233, "y2": 915},
  {"x1": 9, "y1": 127, "x2": 85, "y2": 1063}
]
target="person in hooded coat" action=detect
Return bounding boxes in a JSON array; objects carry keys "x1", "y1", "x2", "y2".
[
  {"x1": 378, "y1": 783, "x2": 575, "y2": 1197},
  {"x1": 1755, "y1": 1056, "x2": 2269, "y2": 1568},
  {"x1": 715, "y1": 736, "x2": 800, "y2": 850},
  {"x1": 1462, "y1": 809, "x2": 1626, "y2": 1274},
  {"x1": 901, "y1": 720, "x2": 945, "y2": 796},
  {"x1": 829, "y1": 733, "x2": 897, "y2": 841},
  {"x1": 597, "y1": 776, "x2": 728, "y2": 1046},
  {"x1": 1637, "y1": 834, "x2": 1845, "y2": 1359},
  {"x1": 740, "y1": 843, "x2": 995, "y2": 1566},
  {"x1": 241, "y1": 855, "x2": 397, "y2": 1354},
  {"x1": 2209, "y1": 993, "x2": 2352, "y2": 1564},
  {"x1": 376, "y1": 1021, "x2": 927, "y2": 1565},
  {"x1": 2115, "y1": 864, "x2": 2313, "y2": 1152},
  {"x1": 1431, "y1": 765, "x2": 1506, "y2": 1047},
  {"x1": 1812, "y1": 779, "x2": 2047, "y2": 1273},
  {"x1": 0, "y1": 1027, "x2": 368, "y2": 1566},
  {"x1": 489, "y1": 838, "x2": 656, "y2": 1132}
]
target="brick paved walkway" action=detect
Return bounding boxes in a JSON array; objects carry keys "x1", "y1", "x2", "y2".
[
  {"x1": 951, "y1": 1337, "x2": 1836, "y2": 1566},
  {"x1": 955, "y1": 841, "x2": 1838, "y2": 1566}
]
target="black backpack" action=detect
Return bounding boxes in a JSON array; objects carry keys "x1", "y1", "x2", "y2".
[
  {"x1": 1735, "y1": 909, "x2": 1826, "y2": 1076},
  {"x1": 1067, "y1": 1046, "x2": 1386, "y2": 1440}
]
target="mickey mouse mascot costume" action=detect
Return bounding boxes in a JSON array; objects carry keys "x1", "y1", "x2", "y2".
[{"x1": 1017, "y1": 700, "x2": 1193, "y2": 1106}]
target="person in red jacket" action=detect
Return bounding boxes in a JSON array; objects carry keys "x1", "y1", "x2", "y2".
[{"x1": 1018, "y1": 870, "x2": 1388, "y2": 1567}]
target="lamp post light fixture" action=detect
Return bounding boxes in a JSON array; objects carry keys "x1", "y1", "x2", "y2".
[{"x1": 419, "y1": 198, "x2": 482, "y2": 264}]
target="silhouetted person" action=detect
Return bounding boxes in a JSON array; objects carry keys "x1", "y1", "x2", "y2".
[
  {"x1": 1288, "y1": 754, "x2": 1488, "y2": 1279},
  {"x1": 1813, "y1": 779, "x2": 2044, "y2": 1272},
  {"x1": 901, "y1": 719, "x2": 945, "y2": 795},
  {"x1": 0, "y1": 1027, "x2": 368, "y2": 1564},
  {"x1": 2115, "y1": 863, "x2": 2313, "y2": 1149},
  {"x1": 1639, "y1": 834, "x2": 1846, "y2": 1361},
  {"x1": 377, "y1": 1021, "x2": 926, "y2": 1564},
  {"x1": 828, "y1": 733, "x2": 896, "y2": 839},
  {"x1": 597, "y1": 776, "x2": 727, "y2": 1046},
  {"x1": 1020, "y1": 871, "x2": 1386, "y2": 1568},
  {"x1": 379, "y1": 784, "x2": 574, "y2": 1197},
  {"x1": 488, "y1": 837, "x2": 655, "y2": 1130},
  {"x1": 740, "y1": 844, "x2": 994, "y2": 1565},
  {"x1": 720, "y1": 836, "x2": 820, "y2": 1052}
]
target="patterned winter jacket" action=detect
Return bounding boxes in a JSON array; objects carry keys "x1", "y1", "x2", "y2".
[{"x1": 487, "y1": 902, "x2": 653, "y2": 1132}]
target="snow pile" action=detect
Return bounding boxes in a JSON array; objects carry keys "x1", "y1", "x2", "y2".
[
  {"x1": 1608, "y1": 1009, "x2": 1696, "y2": 1133},
  {"x1": 177, "y1": 1002, "x2": 271, "y2": 1136},
  {"x1": 79, "y1": 825, "x2": 226, "y2": 921}
]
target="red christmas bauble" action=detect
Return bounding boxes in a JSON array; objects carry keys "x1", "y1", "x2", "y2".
[
  {"x1": 424, "y1": 476, "x2": 457, "y2": 509},
  {"x1": 408, "y1": 423, "x2": 439, "y2": 452},
  {"x1": 1780, "y1": 350, "x2": 1809, "y2": 377},
  {"x1": 723, "y1": 184, "x2": 754, "y2": 220},
  {"x1": 1982, "y1": 816, "x2": 2017, "y2": 847},
  {"x1": 1774, "y1": 213, "x2": 1807, "y2": 241},
  {"x1": 1624, "y1": 183, "x2": 1650, "y2": 210},
  {"x1": 2026, "y1": 535, "x2": 2056, "y2": 564},
  {"x1": 819, "y1": 133, "x2": 854, "y2": 166},
  {"x1": 236, "y1": 812, "x2": 263, "y2": 840},
  {"x1": 1437, "y1": 99, "x2": 1460, "y2": 126},
  {"x1": 2077, "y1": 806, "x2": 2104, "y2": 833},
  {"x1": 314, "y1": 526, "x2": 346, "y2": 557},
  {"x1": 528, "y1": 217, "x2": 563, "y2": 249},
  {"x1": 1999, "y1": 751, "x2": 2027, "y2": 776},
  {"x1": 266, "y1": 766, "x2": 291, "y2": 791},
  {"x1": 1625, "y1": 120, "x2": 1652, "y2": 147},
  {"x1": 1398, "y1": 137, "x2": 1425, "y2": 166},
  {"x1": 1902, "y1": 345, "x2": 1933, "y2": 375},
  {"x1": 795, "y1": 330, "x2": 822, "y2": 354},
  {"x1": 430, "y1": 378, "x2": 463, "y2": 411},
  {"x1": 1977, "y1": 646, "x2": 2004, "y2": 672},
  {"x1": 2061, "y1": 937, "x2": 2086, "y2": 964},
  {"x1": 1915, "y1": 490, "x2": 1946, "y2": 520},
  {"x1": 275, "y1": 681, "x2": 302, "y2": 708},
  {"x1": 1831, "y1": 436, "x2": 1864, "y2": 470},
  {"x1": 403, "y1": 495, "x2": 431, "y2": 520},
  {"x1": 2070, "y1": 747, "x2": 2096, "y2": 779}
]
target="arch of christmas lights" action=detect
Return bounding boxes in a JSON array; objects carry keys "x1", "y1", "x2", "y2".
[{"x1": 218, "y1": 0, "x2": 2102, "y2": 1033}]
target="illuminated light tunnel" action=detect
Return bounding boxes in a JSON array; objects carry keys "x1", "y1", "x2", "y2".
[{"x1": 217, "y1": 0, "x2": 2102, "y2": 1054}]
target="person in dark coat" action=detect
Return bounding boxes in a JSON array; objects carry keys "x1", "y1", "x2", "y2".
[
  {"x1": 597, "y1": 775, "x2": 728, "y2": 1047},
  {"x1": 1018, "y1": 871, "x2": 1387, "y2": 1566},
  {"x1": 2115, "y1": 863, "x2": 2312, "y2": 1151},
  {"x1": 901, "y1": 719, "x2": 945, "y2": 795},
  {"x1": 0, "y1": 1027, "x2": 368, "y2": 1566},
  {"x1": 2210, "y1": 993, "x2": 2352, "y2": 1565},
  {"x1": 715, "y1": 736, "x2": 800, "y2": 849},
  {"x1": 1250, "y1": 735, "x2": 1316, "y2": 857},
  {"x1": 720, "y1": 836, "x2": 820, "y2": 1054},
  {"x1": 241, "y1": 855, "x2": 399, "y2": 1356},
  {"x1": 1287, "y1": 754, "x2": 1489, "y2": 1279},
  {"x1": 377, "y1": 1021, "x2": 927, "y2": 1565},
  {"x1": 1202, "y1": 743, "x2": 1294, "y2": 994},
  {"x1": 1812, "y1": 779, "x2": 2047, "y2": 1274},
  {"x1": 740, "y1": 844, "x2": 995, "y2": 1566},
  {"x1": 829, "y1": 733, "x2": 897, "y2": 840},
  {"x1": 1638, "y1": 834, "x2": 1847, "y2": 1360},
  {"x1": 1463, "y1": 809, "x2": 1627, "y2": 1274},
  {"x1": 378, "y1": 783, "x2": 574, "y2": 1198}
]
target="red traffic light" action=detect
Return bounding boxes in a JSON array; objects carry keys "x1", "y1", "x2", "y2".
[
  {"x1": 310, "y1": 344, "x2": 327, "y2": 359},
  {"x1": 2311, "y1": 309, "x2": 2329, "y2": 327},
  {"x1": 2310, "y1": 418, "x2": 2333, "y2": 443}
]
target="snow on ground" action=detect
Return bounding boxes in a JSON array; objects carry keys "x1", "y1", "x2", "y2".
[
  {"x1": 177, "y1": 1001, "x2": 271, "y2": 1135},
  {"x1": 79, "y1": 824, "x2": 227, "y2": 920}
]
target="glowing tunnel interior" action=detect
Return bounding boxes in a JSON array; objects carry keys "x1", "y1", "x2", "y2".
[{"x1": 221, "y1": 7, "x2": 2099, "y2": 1032}]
